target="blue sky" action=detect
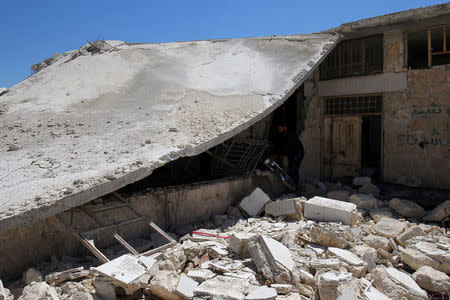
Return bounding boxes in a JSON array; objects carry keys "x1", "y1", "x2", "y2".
[{"x1": 1, "y1": 0, "x2": 447, "y2": 88}]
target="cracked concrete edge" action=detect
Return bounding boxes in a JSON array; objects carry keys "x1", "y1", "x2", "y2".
[{"x1": 0, "y1": 34, "x2": 340, "y2": 236}]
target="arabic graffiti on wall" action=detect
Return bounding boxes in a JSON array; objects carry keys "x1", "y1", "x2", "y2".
[
  {"x1": 411, "y1": 102, "x2": 444, "y2": 117},
  {"x1": 397, "y1": 123, "x2": 449, "y2": 147}
]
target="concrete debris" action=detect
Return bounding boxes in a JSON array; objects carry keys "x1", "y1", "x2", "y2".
[
  {"x1": 373, "y1": 266, "x2": 427, "y2": 300},
  {"x1": 0, "y1": 279, "x2": 13, "y2": 300},
  {"x1": 22, "y1": 268, "x2": 43, "y2": 285},
  {"x1": 245, "y1": 286, "x2": 277, "y2": 300},
  {"x1": 388, "y1": 198, "x2": 425, "y2": 218},
  {"x1": 304, "y1": 196, "x2": 361, "y2": 225},
  {"x1": 423, "y1": 200, "x2": 450, "y2": 221},
  {"x1": 358, "y1": 183, "x2": 380, "y2": 195},
  {"x1": 265, "y1": 198, "x2": 303, "y2": 220},
  {"x1": 176, "y1": 274, "x2": 198, "y2": 299},
  {"x1": 17, "y1": 282, "x2": 59, "y2": 300},
  {"x1": 348, "y1": 194, "x2": 378, "y2": 209},
  {"x1": 6, "y1": 180, "x2": 450, "y2": 300},
  {"x1": 369, "y1": 207, "x2": 393, "y2": 222},
  {"x1": 373, "y1": 217, "x2": 406, "y2": 238},
  {"x1": 239, "y1": 188, "x2": 271, "y2": 217},
  {"x1": 411, "y1": 266, "x2": 450, "y2": 293},
  {"x1": 326, "y1": 190, "x2": 351, "y2": 201},
  {"x1": 352, "y1": 176, "x2": 371, "y2": 186}
]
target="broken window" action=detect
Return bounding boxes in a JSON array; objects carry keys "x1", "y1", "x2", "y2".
[
  {"x1": 320, "y1": 35, "x2": 383, "y2": 80},
  {"x1": 407, "y1": 24, "x2": 450, "y2": 69}
]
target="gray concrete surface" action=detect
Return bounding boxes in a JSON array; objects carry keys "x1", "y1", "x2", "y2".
[{"x1": 0, "y1": 34, "x2": 339, "y2": 234}]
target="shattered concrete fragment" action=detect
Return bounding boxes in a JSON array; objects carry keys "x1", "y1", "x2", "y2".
[
  {"x1": 194, "y1": 275, "x2": 257, "y2": 300},
  {"x1": 363, "y1": 235, "x2": 391, "y2": 252},
  {"x1": 0, "y1": 279, "x2": 13, "y2": 300},
  {"x1": 316, "y1": 271, "x2": 360, "y2": 300},
  {"x1": 369, "y1": 207, "x2": 393, "y2": 222},
  {"x1": 328, "y1": 248, "x2": 365, "y2": 267},
  {"x1": 395, "y1": 225, "x2": 426, "y2": 247},
  {"x1": 45, "y1": 267, "x2": 90, "y2": 286},
  {"x1": 326, "y1": 190, "x2": 351, "y2": 201},
  {"x1": 423, "y1": 200, "x2": 450, "y2": 221},
  {"x1": 373, "y1": 266, "x2": 427, "y2": 300},
  {"x1": 210, "y1": 259, "x2": 244, "y2": 273},
  {"x1": 412, "y1": 266, "x2": 450, "y2": 293},
  {"x1": 186, "y1": 269, "x2": 216, "y2": 282},
  {"x1": 310, "y1": 258, "x2": 341, "y2": 271},
  {"x1": 270, "y1": 284, "x2": 295, "y2": 295},
  {"x1": 389, "y1": 198, "x2": 425, "y2": 218},
  {"x1": 149, "y1": 270, "x2": 181, "y2": 300},
  {"x1": 304, "y1": 196, "x2": 360, "y2": 225},
  {"x1": 352, "y1": 177, "x2": 371, "y2": 186},
  {"x1": 399, "y1": 247, "x2": 442, "y2": 272},
  {"x1": 265, "y1": 198, "x2": 303, "y2": 220},
  {"x1": 310, "y1": 224, "x2": 351, "y2": 248},
  {"x1": 239, "y1": 188, "x2": 271, "y2": 217},
  {"x1": 92, "y1": 276, "x2": 116, "y2": 300},
  {"x1": 176, "y1": 274, "x2": 198, "y2": 299},
  {"x1": 358, "y1": 183, "x2": 380, "y2": 195},
  {"x1": 363, "y1": 286, "x2": 392, "y2": 300},
  {"x1": 17, "y1": 282, "x2": 59, "y2": 300},
  {"x1": 348, "y1": 194, "x2": 377, "y2": 209},
  {"x1": 22, "y1": 268, "x2": 43, "y2": 285},
  {"x1": 245, "y1": 286, "x2": 277, "y2": 300},
  {"x1": 373, "y1": 218, "x2": 406, "y2": 238},
  {"x1": 229, "y1": 232, "x2": 256, "y2": 257}
]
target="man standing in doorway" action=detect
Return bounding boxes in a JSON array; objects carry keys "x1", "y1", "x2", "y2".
[{"x1": 271, "y1": 124, "x2": 305, "y2": 189}]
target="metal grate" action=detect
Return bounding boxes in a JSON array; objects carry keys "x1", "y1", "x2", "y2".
[{"x1": 325, "y1": 95, "x2": 382, "y2": 115}]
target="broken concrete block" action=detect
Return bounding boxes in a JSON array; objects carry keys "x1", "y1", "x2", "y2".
[
  {"x1": 265, "y1": 198, "x2": 303, "y2": 220},
  {"x1": 358, "y1": 183, "x2": 380, "y2": 195},
  {"x1": 410, "y1": 241, "x2": 450, "y2": 273},
  {"x1": 248, "y1": 235, "x2": 294, "y2": 282},
  {"x1": 348, "y1": 194, "x2": 377, "y2": 209},
  {"x1": 326, "y1": 190, "x2": 351, "y2": 201},
  {"x1": 412, "y1": 266, "x2": 450, "y2": 293},
  {"x1": 328, "y1": 247, "x2": 367, "y2": 277},
  {"x1": 310, "y1": 258, "x2": 341, "y2": 271},
  {"x1": 395, "y1": 225, "x2": 426, "y2": 247},
  {"x1": 210, "y1": 259, "x2": 244, "y2": 273},
  {"x1": 245, "y1": 286, "x2": 277, "y2": 300},
  {"x1": 149, "y1": 270, "x2": 181, "y2": 300},
  {"x1": 352, "y1": 176, "x2": 371, "y2": 186},
  {"x1": 399, "y1": 247, "x2": 442, "y2": 272},
  {"x1": 60, "y1": 281, "x2": 90, "y2": 298},
  {"x1": 194, "y1": 275, "x2": 257, "y2": 299},
  {"x1": 373, "y1": 266, "x2": 427, "y2": 300},
  {"x1": 310, "y1": 225, "x2": 349, "y2": 248},
  {"x1": 186, "y1": 269, "x2": 216, "y2": 282},
  {"x1": 369, "y1": 207, "x2": 393, "y2": 222},
  {"x1": 389, "y1": 198, "x2": 425, "y2": 218},
  {"x1": 0, "y1": 279, "x2": 13, "y2": 300},
  {"x1": 92, "y1": 276, "x2": 116, "y2": 300},
  {"x1": 229, "y1": 232, "x2": 256, "y2": 257},
  {"x1": 270, "y1": 284, "x2": 295, "y2": 295},
  {"x1": 363, "y1": 235, "x2": 391, "y2": 252},
  {"x1": 373, "y1": 218, "x2": 406, "y2": 238},
  {"x1": 363, "y1": 286, "x2": 391, "y2": 300},
  {"x1": 239, "y1": 188, "x2": 271, "y2": 217},
  {"x1": 45, "y1": 267, "x2": 91, "y2": 286},
  {"x1": 176, "y1": 274, "x2": 198, "y2": 299},
  {"x1": 17, "y1": 282, "x2": 59, "y2": 300},
  {"x1": 423, "y1": 200, "x2": 450, "y2": 221},
  {"x1": 304, "y1": 196, "x2": 360, "y2": 225},
  {"x1": 22, "y1": 268, "x2": 43, "y2": 285},
  {"x1": 191, "y1": 229, "x2": 219, "y2": 242},
  {"x1": 352, "y1": 245, "x2": 377, "y2": 273},
  {"x1": 316, "y1": 271, "x2": 359, "y2": 300}
]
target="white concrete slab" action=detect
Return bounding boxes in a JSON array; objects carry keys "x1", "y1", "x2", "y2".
[
  {"x1": 92, "y1": 254, "x2": 146, "y2": 285},
  {"x1": 239, "y1": 188, "x2": 271, "y2": 217},
  {"x1": 260, "y1": 235, "x2": 294, "y2": 272},
  {"x1": 328, "y1": 247, "x2": 365, "y2": 266},
  {"x1": 304, "y1": 196, "x2": 358, "y2": 225},
  {"x1": 0, "y1": 34, "x2": 338, "y2": 234}
]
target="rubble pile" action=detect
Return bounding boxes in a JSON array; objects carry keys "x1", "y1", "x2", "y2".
[{"x1": 2, "y1": 178, "x2": 449, "y2": 300}]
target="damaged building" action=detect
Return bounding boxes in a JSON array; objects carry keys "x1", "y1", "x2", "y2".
[{"x1": 0, "y1": 3, "x2": 449, "y2": 300}]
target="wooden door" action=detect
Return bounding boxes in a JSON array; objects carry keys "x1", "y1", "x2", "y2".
[{"x1": 323, "y1": 116, "x2": 361, "y2": 178}]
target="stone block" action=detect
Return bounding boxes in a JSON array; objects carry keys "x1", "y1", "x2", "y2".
[
  {"x1": 395, "y1": 226, "x2": 426, "y2": 247},
  {"x1": 373, "y1": 266, "x2": 427, "y2": 300},
  {"x1": 423, "y1": 200, "x2": 450, "y2": 221},
  {"x1": 229, "y1": 232, "x2": 256, "y2": 257},
  {"x1": 18, "y1": 282, "x2": 59, "y2": 300},
  {"x1": 194, "y1": 275, "x2": 257, "y2": 299},
  {"x1": 389, "y1": 198, "x2": 425, "y2": 218},
  {"x1": 412, "y1": 266, "x2": 450, "y2": 293},
  {"x1": 348, "y1": 194, "x2": 377, "y2": 209},
  {"x1": 149, "y1": 270, "x2": 181, "y2": 300},
  {"x1": 373, "y1": 218, "x2": 406, "y2": 238},
  {"x1": 270, "y1": 284, "x2": 295, "y2": 295},
  {"x1": 304, "y1": 196, "x2": 360, "y2": 225},
  {"x1": 265, "y1": 199, "x2": 297, "y2": 217},
  {"x1": 369, "y1": 207, "x2": 393, "y2": 222},
  {"x1": 358, "y1": 183, "x2": 380, "y2": 195},
  {"x1": 352, "y1": 177, "x2": 371, "y2": 186},
  {"x1": 176, "y1": 274, "x2": 198, "y2": 299},
  {"x1": 363, "y1": 235, "x2": 391, "y2": 252},
  {"x1": 326, "y1": 190, "x2": 351, "y2": 201},
  {"x1": 245, "y1": 286, "x2": 277, "y2": 300},
  {"x1": 186, "y1": 269, "x2": 216, "y2": 282},
  {"x1": 310, "y1": 225, "x2": 349, "y2": 248},
  {"x1": 239, "y1": 188, "x2": 271, "y2": 217}
]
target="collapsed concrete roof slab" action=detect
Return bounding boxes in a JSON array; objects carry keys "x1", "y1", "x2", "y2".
[{"x1": 0, "y1": 34, "x2": 339, "y2": 234}]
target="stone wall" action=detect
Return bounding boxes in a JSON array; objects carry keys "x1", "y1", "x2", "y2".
[{"x1": 384, "y1": 66, "x2": 450, "y2": 188}]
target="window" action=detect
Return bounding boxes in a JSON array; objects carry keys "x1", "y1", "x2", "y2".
[
  {"x1": 320, "y1": 35, "x2": 383, "y2": 80},
  {"x1": 324, "y1": 95, "x2": 382, "y2": 115},
  {"x1": 407, "y1": 24, "x2": 450, "y2": 69}
]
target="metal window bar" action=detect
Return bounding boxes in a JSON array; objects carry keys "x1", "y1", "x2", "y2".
[{"x1": 325, "y1": 95, "x2": 382, "y2": 115}]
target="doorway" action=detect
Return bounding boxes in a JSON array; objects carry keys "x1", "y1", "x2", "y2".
[{"x1": 361, "y1": 115, "x2": 382, "y2": 181}]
